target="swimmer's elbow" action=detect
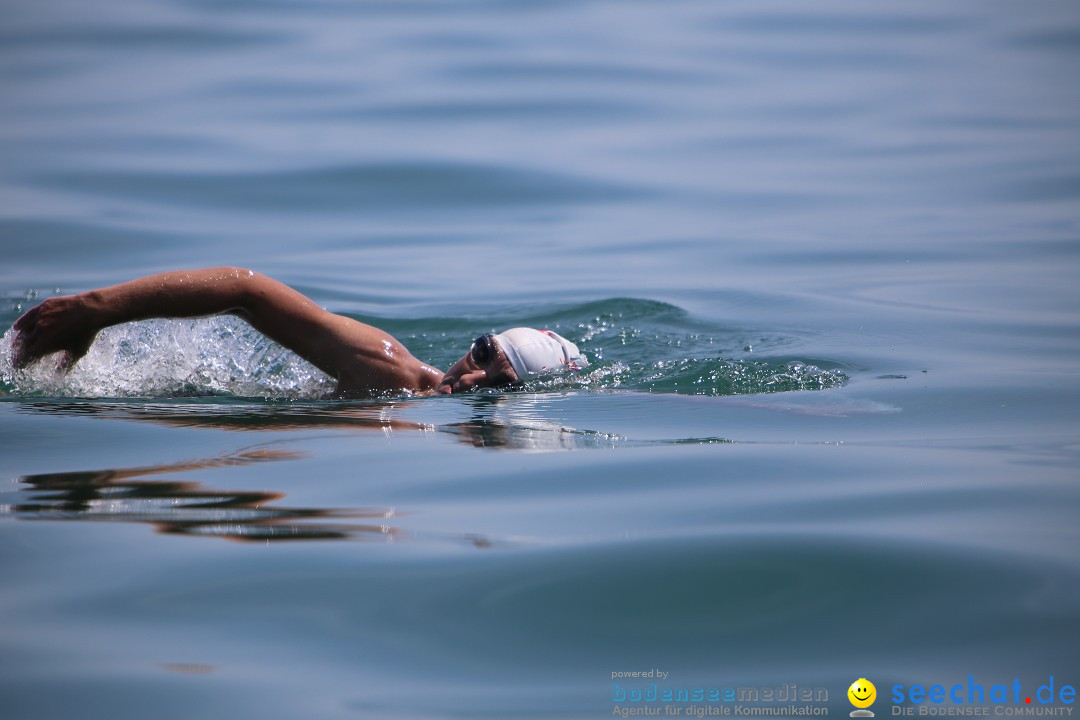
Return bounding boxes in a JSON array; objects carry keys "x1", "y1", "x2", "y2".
[
  {"x1": 231, "y1": 268, "x2": 285, "y2": 308},
  {"x1": 213, "y1": 267, "x2": 260, "y2": 317},
  {"x1": 222, "y1": 266, "x2": 259, "y2": 288}
]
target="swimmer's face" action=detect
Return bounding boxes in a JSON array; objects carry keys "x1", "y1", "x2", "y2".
[
  {"x1": 848, "y1": 679, "x2": 876, "y2": 709},
  {"x1": 436, "y1": 334, "x2": 519, "y2": 394}
]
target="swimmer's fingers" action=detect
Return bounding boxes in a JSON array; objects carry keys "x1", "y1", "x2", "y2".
[
  {"x1": 12, "y1": 331, "x2": 45, "y2": 369},
  {"x1": 14, "y1": 330, "x2": 92, "y2": 371},
  {"x1": 12, "y1": 326, "x2": 58, "y2": 369},
  {"x1": 58, "y1": 350, "x2": 81, "y2": 372},
  {"x1": 11, "y1": 337, "x2": 28, "y2": 369},
  {"x1": 12, "y1": 309, "x2": 40, "y2": 366},
  {"x1": 11, "y1": 316, "x2": 45, "y2": 368}
]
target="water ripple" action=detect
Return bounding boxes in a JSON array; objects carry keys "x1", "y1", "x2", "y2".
[{"x1": 41, "y1": 161, "x2": 646, "y2": 213}]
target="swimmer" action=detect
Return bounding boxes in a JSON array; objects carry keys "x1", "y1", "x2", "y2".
[{"x1": 10, "y1": 267, "x2": 587, "y2": 396}]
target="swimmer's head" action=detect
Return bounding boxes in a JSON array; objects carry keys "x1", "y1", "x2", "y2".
[
  {"x1": 493, "y1": 328, "x2": 588, "y2": 378},
  {"x1": 435, "y1": 328, "x2": 587, "y2": 394}
]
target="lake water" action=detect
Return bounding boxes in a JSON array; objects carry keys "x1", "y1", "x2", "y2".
[{"x1": 2, "y1": 1, "x2": 1079, "y2": 718}]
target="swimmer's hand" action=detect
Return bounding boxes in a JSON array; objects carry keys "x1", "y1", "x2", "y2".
[{"x1": 12, "y1": 294, "x2": 100, "y2": 371}]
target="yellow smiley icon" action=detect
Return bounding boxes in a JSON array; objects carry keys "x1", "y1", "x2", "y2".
[{"x1": 848, "y1": 678, "x2": 877, "y2": 709}]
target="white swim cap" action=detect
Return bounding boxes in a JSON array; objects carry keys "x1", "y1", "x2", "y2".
[{"x1": 494, "y1": 328, "x2": 588, "y2": 379}]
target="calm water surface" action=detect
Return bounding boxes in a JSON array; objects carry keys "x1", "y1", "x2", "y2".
[{"x1": 2, "y1": 1, "x2": 1079, "y2": 718}]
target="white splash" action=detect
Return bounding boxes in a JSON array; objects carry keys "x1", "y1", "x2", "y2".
[{"x1": 0, "y1": 316, "x2": 335, "y2": 399}]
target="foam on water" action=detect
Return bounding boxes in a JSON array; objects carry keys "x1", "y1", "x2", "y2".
[{"x1": 0, "y1": 315, "x2": 335, "y2": 399}]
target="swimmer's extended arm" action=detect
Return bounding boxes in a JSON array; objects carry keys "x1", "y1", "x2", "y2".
[{"x1": 11, "y1": 268, "x2": 440, "y2": 393}]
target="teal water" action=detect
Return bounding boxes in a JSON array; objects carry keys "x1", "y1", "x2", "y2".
[{"x1": 2, "y1": 1, "x2": 1079, "y2": 718}]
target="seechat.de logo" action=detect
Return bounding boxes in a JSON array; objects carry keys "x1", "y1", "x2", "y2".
[{"x1": 849, "y1": 678, "x2": 877, "y2": 717}]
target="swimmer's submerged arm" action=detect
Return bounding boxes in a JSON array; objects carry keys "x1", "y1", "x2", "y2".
[{"x1": 12, "y1": 267, "x2": 430, "y2": 391}]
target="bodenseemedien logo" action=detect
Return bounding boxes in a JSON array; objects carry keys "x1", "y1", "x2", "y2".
[{"x1": 849, "y1": 678, "x2": 877, "y2": 717}]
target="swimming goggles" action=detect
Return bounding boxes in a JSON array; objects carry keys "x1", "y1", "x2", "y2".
[{"x1": 470, "y1": 334, "x2": 496, "y2": 365}]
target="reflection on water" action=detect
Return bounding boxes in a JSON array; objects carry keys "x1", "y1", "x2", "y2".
[
  {"x1": 447, "y1": 394, "x2": 733, "y2": 449},
  {"x1": 2, "y1": 396, "x2": 736, "y2": 544},
  {"x1": 11, "y1": 396, "x2": 733, "y2": 450},
  {"x1": 14, "y1": 398, "x2": 435, "y2": 433},
  {"x1": 448, "y1": 393, "x2": 621, "y2": 450},
  {"x1": 3, "y1": 449, "x2": 401, "y2": 542}
]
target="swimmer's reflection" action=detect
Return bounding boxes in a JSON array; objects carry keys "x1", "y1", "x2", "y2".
[
  {"x1": 19, "y1": 397, "x2": 629, "y2": 450},
  {"x1": 443, "y1": 394, "x2": 615, "y2": 450},
  {"x1": 6, "y1": 449, "x2": 401, "y2": 542},
  {"x1": 19, "y1": 399, "x2": 432, "y2": 434}
]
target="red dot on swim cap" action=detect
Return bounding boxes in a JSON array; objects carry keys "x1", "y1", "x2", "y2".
[{"x1": 1026, "y1": 699, "x2": 1031, "y2": 704}]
